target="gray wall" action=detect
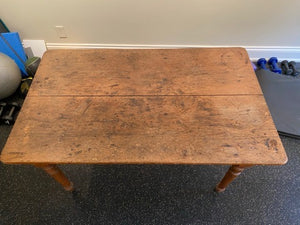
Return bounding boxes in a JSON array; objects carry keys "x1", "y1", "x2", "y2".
[{"x1": 1, "y1": 0, "x2": 300, "y2": 47}]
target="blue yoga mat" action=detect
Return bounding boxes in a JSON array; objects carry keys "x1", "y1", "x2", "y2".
[{"x1": 0, "y1": 32, "x2": 27, "y2": 77}]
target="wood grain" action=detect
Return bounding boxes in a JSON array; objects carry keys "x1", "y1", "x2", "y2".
[
  {"x1": 1, "y1": 96, "x2": 286, "y2": 165},
  {"x1": 29, "y1": 48, "x2": 262, "y2": 96},
  {"x1": 1, "y1": 48, "x2": 287, "y2": 168}
]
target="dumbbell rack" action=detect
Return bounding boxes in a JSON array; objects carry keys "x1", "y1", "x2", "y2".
[
  {"x1": 0, "y1": 101, "x2": 21, "y2": 125},
  {"x1": 257, "y1": 57, "x2": 299, "y2": 76}
]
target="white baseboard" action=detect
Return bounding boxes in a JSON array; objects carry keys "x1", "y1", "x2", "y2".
[
  {"x1": 46, "y1": 43, "x2": 300, "y2": 62},
  {"x1": 245, "y1": 46, "x2": 300, "y2": 62}
]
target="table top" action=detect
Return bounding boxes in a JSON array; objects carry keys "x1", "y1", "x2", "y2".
[{"x1": 1, "y1": 48, "x2": 287, "y2": 165}]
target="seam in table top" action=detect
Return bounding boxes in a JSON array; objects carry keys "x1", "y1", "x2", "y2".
[{"x1": 27, "y1": 93, "x2": 264, "y2": 98}]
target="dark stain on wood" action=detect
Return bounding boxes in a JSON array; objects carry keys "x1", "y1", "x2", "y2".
[
  {"x1": 222, "y1": 144, "x2": 232, "y2": 148},
  {"x1": 265, "y1": 138, "x2": 278, "y2": 152},
  {"x1": 182, "y1": 150, "x2": 188, "y2": 157},
  {"x1": 8, "y1": 152, "x2": 24, "y2": 155}
]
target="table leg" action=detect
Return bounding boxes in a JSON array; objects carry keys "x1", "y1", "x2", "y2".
[
  {"x1": 34, "y1": 164, "x2": 74, "y2": 191},
  {"x1": 214, "y1": 164, "x2": 253, "y2": 192}
]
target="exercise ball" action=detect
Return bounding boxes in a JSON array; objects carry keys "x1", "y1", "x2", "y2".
[{"x1": 0, "y1": 53, "x2": 21, "y2": 100}]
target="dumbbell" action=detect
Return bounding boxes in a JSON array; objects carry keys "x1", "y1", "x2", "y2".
[
  {"x1": 281, "y1": 60, "x2": 293, "y2": 75},
  {"x1": 19, "y1": 77, "x2": 33, "y2": 98},
  {"x1": 268, "y1": 57, "x2": 282, "y2": 74},
  {"x1": 288, "y1": 61, "x2": 300, "y2": 76},
  {"x1": 2, "y1": 102, "x2": 20, "y2": 125},
  {"x1": 0, "y1": 102, "x2": 7, "y2": 118},
  {"x1": 257, "y1": 58, "x2": 269, "y2": 70}
]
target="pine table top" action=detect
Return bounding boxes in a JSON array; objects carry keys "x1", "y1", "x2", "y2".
[{"x1": 1, "y1": 48, "x2": 287, "y2": 165}]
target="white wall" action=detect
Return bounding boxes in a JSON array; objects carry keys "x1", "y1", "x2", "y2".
[{"x1": 1, "y1": 0, "x2": 300, "y2": 59}]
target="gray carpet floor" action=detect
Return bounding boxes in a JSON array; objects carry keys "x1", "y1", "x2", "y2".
[
  {"x1": 1, "y1": 107, "x2": 299, "y2": 224},
  {"x1": 0, "y1": 63, "x2": 300, "y2": 225}
]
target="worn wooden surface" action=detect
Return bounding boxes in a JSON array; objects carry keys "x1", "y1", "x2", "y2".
[
  {"x1": 28, "y1": 48, "x2": 262, "y2": 96},
  {"x1": 1, "y1": 48, "x2": 287, "y2": 165}
]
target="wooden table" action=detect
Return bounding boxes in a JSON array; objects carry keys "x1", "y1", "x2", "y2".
[{"x1": 0, "y1": 48, "x2": 287, "y2": 192}]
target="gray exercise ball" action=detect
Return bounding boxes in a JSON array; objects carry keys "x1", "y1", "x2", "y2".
[{"x1": 0, "y1": 53, "x2": 22, "y2": 100}]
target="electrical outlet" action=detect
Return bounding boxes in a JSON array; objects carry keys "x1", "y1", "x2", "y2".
[{"x1": 55, "y1": 26, "x2": 67, "y2": 38}]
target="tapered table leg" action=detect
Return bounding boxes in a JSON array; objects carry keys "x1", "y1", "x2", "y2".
[
  {"x1": 34, "y1": 164, "x2": 74, "y2": 191},
  {"x1": 215, "y1": 164, "x2": 253, "y2": 192}
]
